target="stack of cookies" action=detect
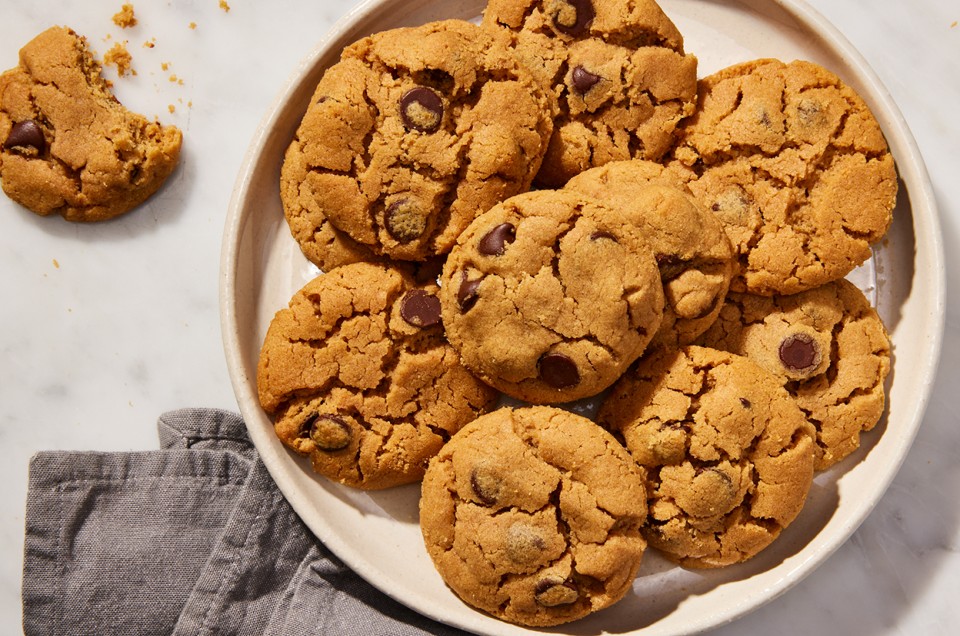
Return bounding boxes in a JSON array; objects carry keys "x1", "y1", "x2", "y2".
[{"x1": 256, "y1": 0, "x2": 895, "y2": 628}]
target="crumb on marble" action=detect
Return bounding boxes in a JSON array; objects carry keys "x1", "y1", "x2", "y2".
[
  {"x1": 143, "y1": 37, "x2": 156, "y2": 48},
  {"x1": 104, "y1": 41, "x2": 136, "y2": 77},
  {"x1": 52, "y1": 259, "x2": 60, "y2": 269},
  {"x1": 113, "y1": 4, "x2": 138, "y2": 28},
  {"x1": 168, "y1": 104, "x2": 176, "y2": 113},
  {"x1": 219, "y1": 0, "x2": 231, "y2": 13},
  {"x1": 169, "y1": 73, "x2": 184, "y2": 85},
  {"x1": 161, "y1": 61, "x2": 170, "y2": 71},
  {"x1": 952, "y1": 20, "x2": 958, "y2": 28},
  {"x1": 189, "y1": 22, "x2": 198, "y2": 30}
]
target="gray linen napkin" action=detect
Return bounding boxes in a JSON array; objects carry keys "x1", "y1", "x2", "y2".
[{"x1": 23, "y1": 408, "x2": 466, "y2": 636}]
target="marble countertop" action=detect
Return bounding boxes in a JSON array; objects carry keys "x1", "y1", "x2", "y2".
[{"x1": 1, "y1": 0, "x2": 957, "y2": 633}]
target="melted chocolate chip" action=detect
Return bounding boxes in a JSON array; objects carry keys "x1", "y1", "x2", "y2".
[
  {"x1": 399, "y1": 86, "x2": 443, "y2": 132},
  {"x1": 478, "y1": 223, "x2": 516, "y2": 256},
  {"x1": 5, "y1": 119, "x2": 45, "y2": 153},
  {"x1": 656, "y1": 254, "x2": 688, "y2": 282},
  {"x1": 779, "y1": 333, "x2": 820, "y2": 372},
  {"x1": 571, "y1": 65, "x2": 601, "y2": 95},
  {"x1": 590, "y1": 230, "x2": 617, "y2": 242},
  {"x1": 552, "y1": 0, "x2": 595, "y2": 37},
  {"x1": 306, "y1": 414, "x2": 352, "y2": 451},
  {"x1": 470, "y1": 466, "x2": 500, "y2": 506},
  {"x1": 457, "y1": 273, "x2": 482, "y2": 312},
  {"x1": 400, "y1": 289, "x2": 441, "y2": 328},
  {"x1": 534, "y1": 577, "x2": 579, "y2": 607},
  {"x1": 739, "y1": 397, "x2": 752, "y2": 408},
  {"x1": 383, "y1": 198, "x2": 426, "y2": 243},
  {"x1": 539, "y1": 353, "x2": 580, "y2": 389}
]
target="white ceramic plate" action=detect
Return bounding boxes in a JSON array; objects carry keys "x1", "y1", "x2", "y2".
[{"x1": 220, "y1": 1, "x2": 945, "y2": 634}]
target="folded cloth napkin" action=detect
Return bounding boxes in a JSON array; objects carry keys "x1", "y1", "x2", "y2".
[{"x1": 23, "y1": 408, "x2": 467, "y2": 636}]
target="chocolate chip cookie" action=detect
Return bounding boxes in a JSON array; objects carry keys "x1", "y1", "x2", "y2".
[
  {"x1": 257, "y1": 262, "x2": 498, "y2": 489},
  {"x1": 482, "y1": 0, "x2": 698, "y2": 187},
  {"x1": 565, "y1": 160, "x2": 735, "y2": 348},
  {"x1": 439, "y1": 189, "x2": 665, "y2": 404},
  {"x1": 419, "y1": 405, "x2": 648, "y2": 627},
  {"x1": 280, "y1": 19, "x2": 555, "y2": 265},
  {"x1": 670, "y1": 58, "x2": 897, "y2": 295},
  {"x1": 597, "y1": 346, "x2": 816, "y2": 568},
  {"x1": 696, "y1": 278, "x2": 891, "y2": 470},
  {"x1": 0, "y1": 26, "x2": 182, "y2": 222}
]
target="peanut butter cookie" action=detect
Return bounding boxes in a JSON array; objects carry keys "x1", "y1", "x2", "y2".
[
  {"x1": 0, "y1": 26, "x2": 182, "y2": 222},
  {"x1": 439, "y1": 189, "x2": 664, "y2": 404},
  {"x1": 482, "y1": 0, "x2": 697, "y2": 187},
  {"x1": 419, "y1": 405, "x2": 648, "y2": 627},
  {"x1": 598, "y1": 346, "x2": 816, "y2": 568},
  {"x1": 280, "y1": 19, "x2": 554, "y2": 265},
  {"x1": 670, "y1": 58, "x2": 897, "y2": 295},
  {"x1": 257, "y1": 262, "x2": 498, "y2": 489}
]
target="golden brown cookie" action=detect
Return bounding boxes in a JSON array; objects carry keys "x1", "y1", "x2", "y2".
[
  {"x1": 482, "y1": 0, "x2": 698, "y2": 187},
  {"x1": 670, "y1": 58, "x2": 897, "y2": 296},
  {"x1": 597, "y1": 346, "x2": 816, "y2": 568},
  {"x1": 696, "y1": 278, "x2": 891, "y2": 470},
  {"x1": 280, "y1": 19, "x2": 555, "y2": 265},
  {"x1": 256, "y1": 262, "x2": 498, "y2": 489},
  {"x1": 439, "y1": 189, "x2": 664, "y2": 404},
  {"x1": 419, "y1": 405, "x2": 648, "y2": 627},
  {"x1": 0, "y1": 26, "x2": 182, "y2": 222},
  {"x1": 565, "y1": 160, "x2": 735, "y2": 348}
]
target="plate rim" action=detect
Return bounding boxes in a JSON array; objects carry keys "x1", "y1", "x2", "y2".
[{"x1": 218, "y1": 0, "x2": 947, "y2": 634}]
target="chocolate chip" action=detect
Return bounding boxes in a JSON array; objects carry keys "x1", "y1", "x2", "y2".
[
  {"x1": 552, "y1": 0, "x2": 595, "y2": 36},
  {"x1": 779, "y1": 333, "x2": 821, "y2": 372},
  {"x1": 538, "y1": 353, "x2": 580, "y2": 388},
  {"x1": 478, "y1": 223, "x2": 515, "y2": 256},
  {"x1": 534, "y1": 577, "x2": 579, "y2": 607},
  {"x1": 590, "y1": 230, "x2": 617, "y2": 242},
  {"x1": 5, "y1": 119, "x2": 45, "y2": 153},
  {"x1": 571, "y1": 65, "x2": 601, "y2": 95},
  {"x1": 400, "y1": 289, "x2": 441, "y2": 328},
  {"x1": 399, "y1": 86, "x2": 443, "y2": 132},
  {"x1": 383, "y1": 198, "x2": 427, "y2": 243},
  {"x1": 739, "y1": 397, "x2": 752, "y2": 408},
  {"x1": 656, "y1": 254, "x2": 688, "y2": 282},
  {"x1": 505, "y1": 524, "x2": 547, "y2": 564},
  {"x1": 306, "y1": 414, "x2": 352, "y2": 451},
  {"x1": 457, "y1": 272, "x2": 482, "y2": 312},
  {"x1": 470, "y1": 465, "x2": 500, "y2": 506}
]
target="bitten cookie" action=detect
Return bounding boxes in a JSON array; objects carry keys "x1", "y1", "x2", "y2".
[
  {"x1": 482, "y1": 0, "x2": 697, "y2": 187},
  {"x1": 420, "y1": 406, "x2": 648, "y2": 627},
  {"x1": 280, "y1": 19, "x2": 555, "y2": 265},
  {"x1": 257, "y1": 262, "x2": 498, "y2": 490},
  {"x1": 670, "y1": 58, "x2": 897, "y2": 295},
  {"x1": 565, "y1": 160, "x2": 734, "y2": 348},
  {"x1": 439, "y1": 189, "x2": 664, "y2": 404},
  {"x1": 696, "y1": 278, "x2": 891, "y2": 470},
  {"x1": 597, "y1": 346, "x2": 816, "y2": 568},
  {"x1": 0, "y1": 26, "x2": 182, "y2": 222}
]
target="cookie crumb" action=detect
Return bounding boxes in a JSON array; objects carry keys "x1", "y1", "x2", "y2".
[
  {"x1": 219, "y1": 0, "x2": 230, "y2": 12},
  {"x1": 52, "y1": 258, "x2": 60, "y2": 269},
  {"x1": 113, "y1": 4, "x2": 137, "y2": 28},
  {"x1": 169, "y1": 74, "x2": 184, "y2": 85},
  {"x1": 168, "y1": 104, "x2": 175, "y2": 113},
  {"x1": 952, "y1": 20, "x2": 958, "y2": 28},
  {"x1": 161, "y1": 61, "x2": 170, "y2": 71},
  {"x1": 104, "y1": 41, "x2": 135, "y2": 77},
  {"x1": 143, "y1": 37, "x2": 156, "y2": 48},
  {"x1": 189, "y1": 22, "x2": 197, "y2": 30}
]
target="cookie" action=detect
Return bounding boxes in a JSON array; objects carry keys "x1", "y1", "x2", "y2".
[
  {"x1": 0, "y1": 26, "x2": 182, "y2": 222},
  {"x1": 256, "y1": 262, "x2": 498, "y2": 490},
  {"x1": 696, "y1": 278, "x2": 891, "y2": 470},
  {"x1": 439, "y1": 189, "x2": 664, "y2": 404},
  {"x1": 565, "y1": 160, "x2": 735, "y2": 348},
  {"x1": 597, "y1": 346, "x2": 816, "y2": 568},
  {"x1": 419, "y1": 405, "x2": 648, "y2": 627},
  {"x1": 482, "y1": 0, "x2": 698, "y2": 187},
  {"x1": 670, "y1": 58, "x2": 897, "y2": 295},
  {"x1": 280, "y1": 19, "x2": 555, "y2": 264}
]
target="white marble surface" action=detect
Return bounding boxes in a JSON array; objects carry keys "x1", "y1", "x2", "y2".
[{"x1": 0, "y1": 0, "x2": 957, "y2": 633}]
